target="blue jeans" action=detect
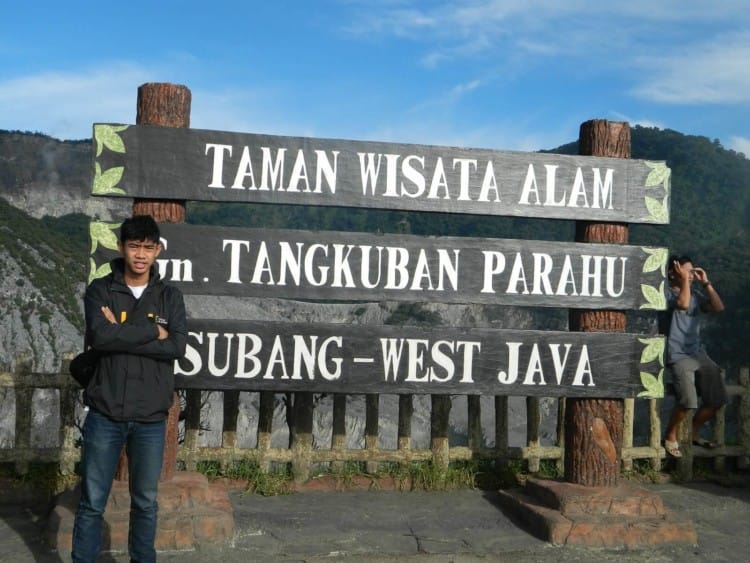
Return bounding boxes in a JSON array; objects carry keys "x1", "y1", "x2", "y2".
[{"x1": 72, "y1": 410, "x2": 165, "y2": 563}]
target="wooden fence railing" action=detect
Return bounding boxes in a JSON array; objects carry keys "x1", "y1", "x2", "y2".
[{"x1": 2, "y1": 366, "x2": 749, "y2": 479}]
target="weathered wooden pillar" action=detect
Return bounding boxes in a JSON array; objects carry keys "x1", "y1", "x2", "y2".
[
  {"x1": 115, "y1": 82, "x2": 191, "y2": 482},
  {"x1": 564, "y1": 119, "x2": 629, "y2": 487}
]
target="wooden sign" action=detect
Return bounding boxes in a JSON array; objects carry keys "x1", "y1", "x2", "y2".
[
  {"x1": 174, "y1": 319, "x2": 665, "y2": 398},
  {"x1": 92, "y1": 124, "x2": 671, "y2": 224},
  {"x1": 89, "y1": 221, "x2": 668, "y2": 310}
]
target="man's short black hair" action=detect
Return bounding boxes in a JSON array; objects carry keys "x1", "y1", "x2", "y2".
[
  {"x1": 119, "y1": 215, "x2": 161, "y2": 243},
  {"x1": 669, "y1": 254, "x2": 693, "y2": 268}
]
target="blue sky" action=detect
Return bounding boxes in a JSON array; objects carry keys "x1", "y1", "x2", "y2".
[{"x1": 1, "y1": 1, "x2": 749, "y2": 156}]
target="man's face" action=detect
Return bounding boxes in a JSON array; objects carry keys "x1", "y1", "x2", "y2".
[
  {"x1": 674, "y1": 261, "x2": 695, "y2": 283},
  {"x1": 119, "y1": 238, "x2": 162, "y2": 280}
]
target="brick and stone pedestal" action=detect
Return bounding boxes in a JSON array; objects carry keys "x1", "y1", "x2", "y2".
[
  {"x1": 46, "y1": 472, "x2": 233, "y2": 554},
  {"x1": 497, "y1": 477, "x2": 697, "y2": 548}
]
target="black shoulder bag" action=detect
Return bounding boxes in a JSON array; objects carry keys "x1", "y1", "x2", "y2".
[{"x1": 69, "y1": 348, "x2": 100, "y2": 388}]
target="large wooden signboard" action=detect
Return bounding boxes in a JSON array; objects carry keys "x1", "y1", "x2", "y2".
[
  {"x1": 175, "y1": 319, "x2": 665, "y2": 398},
  {"x1": 91, "y1": 124, "x2": 671, "y2": 224},
  {"x1": 89, "y1": 222, "x2": 667, "y2": 311}
]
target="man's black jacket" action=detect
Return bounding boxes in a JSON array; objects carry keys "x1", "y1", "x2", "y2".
[{"x1": 83, "y1": 258, "x2": 187, "y2": 422}]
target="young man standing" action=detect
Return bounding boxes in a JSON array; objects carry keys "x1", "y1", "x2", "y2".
[
  {"x1": 72, "y1": 215, "x2": 187, "y2": 563},
  {"x1": 663, "y1": 255, "x2": 727, "y2": 458}
]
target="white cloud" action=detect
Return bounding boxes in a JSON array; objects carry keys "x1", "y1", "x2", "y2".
[
  {"x1": 630, "y1": 33, "x2": 750, "y2": 104},
  {"x1": 729, "y1": 136, "x2": 750, "y2": 158},
  {"x1": 0, "y1": 63, "x2": 303, "y2": 141},
  {"x1": 343, "y1": 1, "x2": 750, "y2": 74},
  {"x1": 0, "y1": 64, "x2": 153, "y2": 139}
]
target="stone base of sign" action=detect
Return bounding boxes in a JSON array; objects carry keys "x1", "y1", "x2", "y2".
[
  {"x1": 497, "y1": 477, "x2": 697, "y2": 548},
  {"x1": 46, "y1": 471, "x2": 233, "y2": 554}
]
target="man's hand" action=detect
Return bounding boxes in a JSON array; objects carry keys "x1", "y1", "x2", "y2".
[
  {"x1": 101, "y1": 306, "x2": 117, "y2": 324},
  {"x1": 692, "y1": 267, "x2": 709, "y2": 285},
  {"x1": 157, "y1": 325, "x2": 170, "y2": 340}
]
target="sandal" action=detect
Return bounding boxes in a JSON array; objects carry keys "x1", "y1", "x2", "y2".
[
  {"x1": 664, "y1": 439, "x2": 682, "y2": 458},
  {"x1": 693, "y1": 438, "x2": 718, "y2": 449}
]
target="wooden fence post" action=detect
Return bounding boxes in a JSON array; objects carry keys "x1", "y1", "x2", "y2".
[
  {"x1": 467, "y1": 395, "x2": 482, "y2": 451},
  {"x1": 14, "y1": 385, "x2": 33, "y2": 475},
  {"x1": 331, "y1": 393, "x2": 347, "y2": 471},
  {"x1": 494, "y1": 396, "x2": 509, "y2": 468},
  {"x1": 257, "y1": 391, "x2": 274, "y2": 472},
  {"x1": 365, "y1": 394, "x2": 380, "y2": 474},
  {"x1": 431, "y1": 395, "x2": 451, "y2": 470},
  {"x1": 649, "y1": 398, "x2": 662, "y2": 470},
  {"x1": 398, "y1": 394, "x2": 414, "y2": 458},
  {"x1": 526, "y1": 397, "x2": 541, "y2": 473},
  {"x1": 739, "y1": 368, "x2": 750, "y2": 469},
  {"x1": 291, "y1": 392, "x2": 314, "y2": 483},
  {"x1": 564, "y1": 119, "x2": 629, "y2": 487},
  {"x1": 114, "y1": 82, "x2": 191, "y2": 483}
]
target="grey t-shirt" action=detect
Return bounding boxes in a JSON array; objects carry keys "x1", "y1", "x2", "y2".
[{"x1": 666, "y1": 286, "x2": 708, "y2": 363}]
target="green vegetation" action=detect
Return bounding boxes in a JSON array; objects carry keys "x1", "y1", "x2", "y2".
[
  {"x1": 0, "y1": 462, "x2": 78, "y2": 496},
  {"x1": 192, "y1": 457, "x2": 566, "y2": 495},
  {"x1": 0, "y1": 199, "x2": 88, "y2": 330},
  {"x1": 196, "y1": 459, "x2": 296, "y2": 495},
  {"x1": 623, "y1": 459, "x2": 663, "y2": 484}
]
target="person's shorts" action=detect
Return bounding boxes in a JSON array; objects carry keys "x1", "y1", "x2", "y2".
[{"x1": 670, "y1": 352, "x2": 728, "y2": 409}]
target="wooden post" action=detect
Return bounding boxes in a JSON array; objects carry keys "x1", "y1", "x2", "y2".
[
  {"x1": 622, "y1": 398, "x2": 635, "y2": 472},
  {"x1": 431, "y1": 395, "x2": 451, "y2": 470},
  {"x1": 649, "y1": 398, "x2": 662, "y2": 470},
  {"x1": 290, "y1": 392, "x2": 314, "y2": 483},
  {"x1": 738, "y1": 368, "x2": 750, "y2": 469},
  {"x1": 257, "y1": 391, "x2": 274, "y2": 472},
  {"x1": 114, "y1": 82, "x2": 191, "y2": 483},
  {"x1": 467, "y1": 395, "x2": 482, "y2": 451},
  {"x1": 494, "y1": 396, "x2": 509, "y2": 469},
  {"x1": 564, "y1": 119, "x2": 629, "y2": 487},
  {"x1": 331, "y1": 393, "x2": 347, "y2": 471},
  {"x1": 398, "y1": 394, "x2": 414, "y2": 458},
  {"x1": 221, "y1": 390, "x2": 240, "y2": 472},
  {"x1": 365, "y1": 394, "x2": 380, "y2": 474},
  {"x1": 14, "y1": 385, "x2": 33, "y2": 475},
  {"x1": 526, "y1": 397, "x2": 541, "y2": 473}
]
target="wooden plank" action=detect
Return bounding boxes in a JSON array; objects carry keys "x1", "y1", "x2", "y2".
[
  {"x1": 173, "y1": 319, "x2": 665, "y2": 399},
  {"x1": 92, "y1": 123, "x2": 671, "y2": 224},
  {"x1": 89, "y1": 221, "x2": 668, "y2": 311}
]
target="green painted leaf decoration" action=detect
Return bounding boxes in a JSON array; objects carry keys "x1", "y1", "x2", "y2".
[
  {"x1": 640, "y1": 281, "x2": 666, "y2": 310},
  {"x1": 94, "y1": 124, "x2": 128, "y2": 157},
  {"x1": 638, "y1": 337, "x2": 665, "y2": 365},
  {"x1": 644, "y1": 195, "x2": 669, "y2": 223},
  {"x1": 88, "y1": 257, "x2": 112, "y2": 284},
  {"x1": 644, "y1": 161, "x2": 671, "y2": 187},
  {"x1": 642, "y1": 161, "x2": 671, "y2": 223},
  {"x1": 93, "y1": 162, "x2": 126, "y2": 195},
  {"x1": 89, "y1": 221, "x2": 121, "y2": 254},
  {"x1": 637, "y1": 369, "x2": 664, "y2": 398},
  {"x1": 641, "y1": 247, "x2": 668, "y2": 275}
]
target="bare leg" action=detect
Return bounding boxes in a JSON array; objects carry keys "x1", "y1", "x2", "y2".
[
  {"x1": 665, "y1": 407, "x2": 691, "y2": 442},
  {"x1": 692, "y1": 406, "x2": 719, "y2": 438}
]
